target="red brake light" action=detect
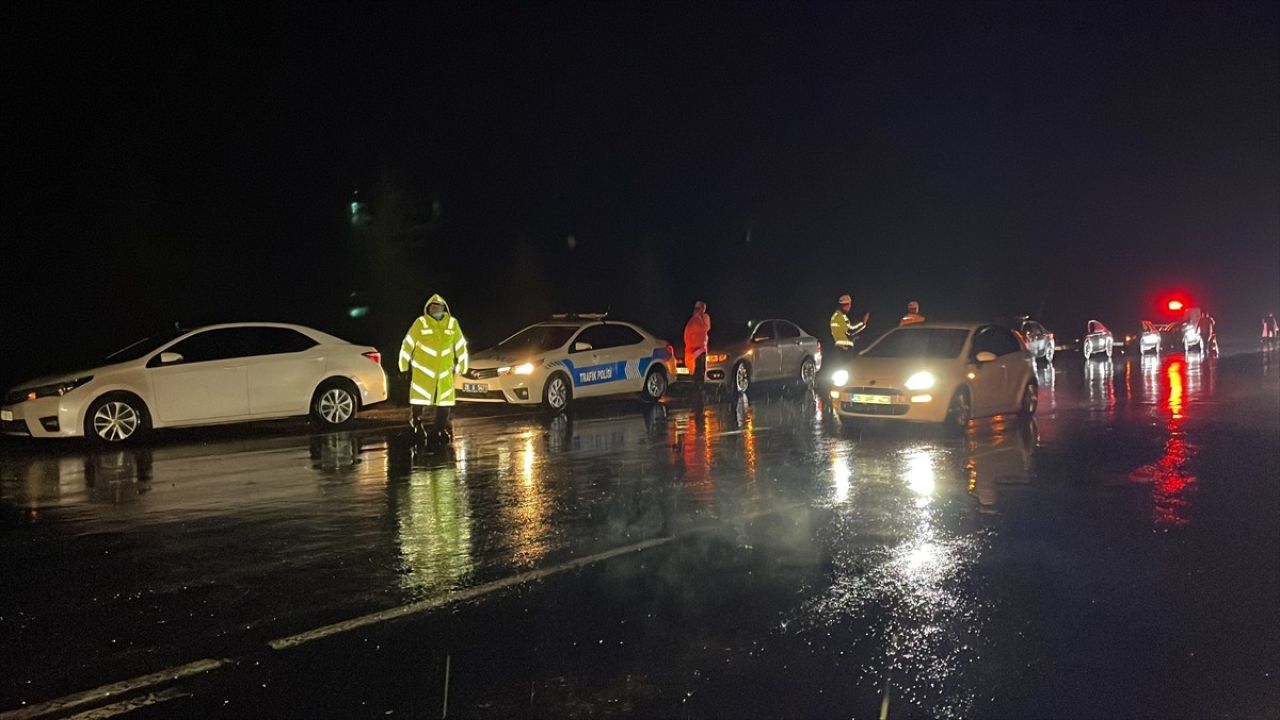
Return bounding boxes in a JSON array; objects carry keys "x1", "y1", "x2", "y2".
[
  {"x1": 363, "y1": 351, "x2": 382, "y2": 365},
  {"x1": 1167, "y1": 300, "x2": 1184, "y2": 312}
]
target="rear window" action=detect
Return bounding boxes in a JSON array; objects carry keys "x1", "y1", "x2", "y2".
[{"x1": 862, "y1": 328, "x2": 969, "y2": 359}]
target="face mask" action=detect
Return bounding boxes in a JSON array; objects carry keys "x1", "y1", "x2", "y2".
[{"x1": 430, "y1": 310, "x2": 445, "y2": 320}]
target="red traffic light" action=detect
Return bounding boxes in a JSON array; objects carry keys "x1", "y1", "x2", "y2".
[{"x1": 1167, "y1": 299, "x2": 1184, "y2": 312}]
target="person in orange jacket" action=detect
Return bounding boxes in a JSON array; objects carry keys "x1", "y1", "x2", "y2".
[
  {"x1": 683, "y1": 300, "x2": 711, "y2": 389},
  {"x1": 900, "y1": 300, "x2": 925, "y2": 326}
]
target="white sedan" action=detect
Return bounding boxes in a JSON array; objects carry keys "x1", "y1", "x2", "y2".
[
  {"x1": 455, "y1": 315, "x2": 677, "y2": 412},
  {"x1": 1, "y1": 323, "x2": 387, "y2": 443},
  {"x1": 830, "y1": 322, "x2": 1037, "y2": 431}
]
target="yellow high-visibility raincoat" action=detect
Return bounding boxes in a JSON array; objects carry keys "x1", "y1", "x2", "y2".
[{"x1": 398, "y1": 293, "x2": 468, "y2": 406}]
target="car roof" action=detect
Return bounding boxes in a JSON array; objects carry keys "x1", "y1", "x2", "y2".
[
  {"x1": 887, "y1": 321, "x2": 984, "y2": 331},
  {"x1": 184, "y1": 322, "x2": 349, "y2": 344},
  {"x1": 529, "y1": 318, "x2": 644, "y2": 330}
]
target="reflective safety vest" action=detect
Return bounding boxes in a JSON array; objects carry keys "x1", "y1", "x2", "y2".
[
  {"x1": 830, "y1": 309, "x2": 853, "y2": 347},
  {"x1": 398, "y1": 296, "x2": 468, "y2": 407}
]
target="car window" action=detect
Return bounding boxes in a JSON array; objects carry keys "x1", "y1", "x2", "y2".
[
  {"x1": 497, "y1": 325, "x2": 577, "y2": 354},
  {"x1": 1088, "y1": 320, "x2": 1107, "y2": 334},
  {"x1": 574, "y1": 324, "x2": 643, "y2": 351},
  {"x1": 992, "y1": 329, "x2": 1024, "y2": 356},
  {"x1": 862, "y1": 328, "x2": 969, "y2": 359},
  {"x1": 774, "y1": 321, "x2": 801, "y2": 339},
  {"x1": 239, "y1": 327, "x2": 318, "y2": 356},
  {"x1": 751, "y1": 321, "x2": 775, "y2": 342},
  {"x1": 158, "y1": 328, "x2": 256, "y2": 364},
  {"x1": 1023, "y1": 322, "x2": 1044, "y2": 336}
]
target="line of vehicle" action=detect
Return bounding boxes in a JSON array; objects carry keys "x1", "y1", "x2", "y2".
[{"x1": 0, "y1": 658, "x2": 227, "y2": 720}]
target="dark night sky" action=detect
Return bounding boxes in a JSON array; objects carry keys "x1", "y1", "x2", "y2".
[{"x1": 3, "y1": 2, "x2": 1277, "y2": 387}]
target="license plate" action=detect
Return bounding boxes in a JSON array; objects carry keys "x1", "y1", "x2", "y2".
[
  {"x1": 462, "y1": 383, "x2": 487, "y2": 393},
  {"x1": 851, "y1": 394, "x2": 891, "y2": 405},
  {"x1": 0, "y1": 410, "x2": 11, "y2": 421}
]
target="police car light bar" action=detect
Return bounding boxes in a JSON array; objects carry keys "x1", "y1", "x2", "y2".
[{"x1": 550, "y1": 312, "x2": 609, "y2": 320}]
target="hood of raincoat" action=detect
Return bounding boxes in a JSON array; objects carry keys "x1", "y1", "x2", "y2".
[{"x1": 423, "y1": 293, "x2": 451, "y2": 317}]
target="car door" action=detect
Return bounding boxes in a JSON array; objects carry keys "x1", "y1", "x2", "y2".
[
  {"x1": 749, "y1": 321, "x2": 783, "y2": 380},
  {"x1": 567, "y1": 325, "x2": 633, "y2": 398},
  {"x1": 990, "y1": 327, "x2": 1030, "y2": 409},
  {"x1": 967, "y1": 326, "x2": 1009, "y2": 416},
  {"x1": 773, "y1": 320, "x2": 805, "y2": 378},
  {"x1": 147, "y1": 328, "x2": 251, "y2": 423},
  {"x1": 242, "y1": 327, "x2": 323, "y2": 416}
]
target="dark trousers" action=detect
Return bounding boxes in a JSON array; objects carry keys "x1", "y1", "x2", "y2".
[
  {"x1": 693, "y1": 353, "x2": 707, "y2": 387},
  {"x1": 411, "y1": 405, "x2": 452, "y2": 430}
]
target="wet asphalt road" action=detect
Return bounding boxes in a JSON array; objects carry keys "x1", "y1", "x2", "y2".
[{"x1": 2, "y1": 347, "x2": 1278, "y2": 719}]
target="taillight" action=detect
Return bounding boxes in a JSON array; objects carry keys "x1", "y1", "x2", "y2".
[{"x1": 363, "y1": 351, "x2": 382, "y2": 365}]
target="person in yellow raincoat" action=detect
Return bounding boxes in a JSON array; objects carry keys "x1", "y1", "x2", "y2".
[{"x1": 398, "y1": 293, "x2": 468, "y2": 436}]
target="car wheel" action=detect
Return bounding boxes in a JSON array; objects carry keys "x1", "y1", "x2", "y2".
[
  {"x1": 311, "y1": 379, "x2": 359, "y2": 428},
  {"x1": 1019, "y1": 381, "x2": 1038, "y2": 417},
  {"x1": 543, "y1": 372, "x2": 572, "y2": 412},
  {"x1": 732, "y1": 361, "x2": 751, "y2": 395},
  {"x1": 85, "y1": 392, "x2": 151, "y2": 444},
  {"x1": 945, "y1": 389, "x2": 971, "y2": 435},
  {"x1": 798, "y1": 356, "x2": 817, "y2": 387},
  {"x1": 1045, "y1": 346, "x2": 1055, "y2": 363},
  {"x1": 641, "y1": 368, "x2": 667, "y2": 402}
]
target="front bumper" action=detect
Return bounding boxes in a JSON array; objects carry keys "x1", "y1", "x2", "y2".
[
  {"x1": 829, "y1": 386, "x2": 948, "y2": 423},
  {"x1": 1, "y1": 395, "x2": 86, "y2": 438},
  {"x1": 453, "y1": 372, "x2": 540, "y2": 404}
]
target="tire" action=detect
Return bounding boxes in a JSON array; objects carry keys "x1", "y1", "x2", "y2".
[
  {"x1": 311, "y1": 379, "x2": 359, "y2": 428},
  {"x1": 798, "y1": 356, "x2": 817, "y2": 388},
  {"x1": 84, "y1": 392, "x2": 151, "y2": 444},
  {"x1": 1045, "y1": 346, "x2": 1054, "y2": 363},
  {"x1": 731, "y1": 361, "x2": 751, "y2": 395},
  {"x1": 543, "y1": 372, "x2": 572, "y2": 412},
  {"x1": 1019, "y1": 381, "x2": 1038, "y2": 417},
  {"x1": 641, "y1": 368, "x2": 667, "y2": 402},
  {"x1": 944, "y1": 388, "x2": 971, "y2": 435}
]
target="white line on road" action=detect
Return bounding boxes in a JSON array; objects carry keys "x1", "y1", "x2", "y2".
[
  {"x1": 0, "y1": 659, "x2": 227, "y2": 720},
  {"x1": 269, "y1": 536, "x2": 674, "y2": 650},
  {"x1": 65, "y1": 688, "x2": 190, "y2": 720}
]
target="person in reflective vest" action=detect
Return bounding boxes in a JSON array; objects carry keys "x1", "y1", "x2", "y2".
[
  {"x1": 398, "y1": 293, "x2": 468, "y2": 436},
  {"x1": 683, "y1": 300, "x2": 711, "y2": 389},
  {"x1": 830, "y1": 294, "x2": 868, "y2": 349},
  {"x1": 900, "y1": 300, "x2": 925, "y2": 326}
]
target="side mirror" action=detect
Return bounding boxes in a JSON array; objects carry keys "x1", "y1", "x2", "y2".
[
  {"x1": 159, "y1": 352, "x2": 184, "y2": 364},
  {"x1": 975, "y1": 351, "x2": 997, "y2": 363},
  {"x1": 572, "y1": 342, "x2": 592, "y2": 352}
]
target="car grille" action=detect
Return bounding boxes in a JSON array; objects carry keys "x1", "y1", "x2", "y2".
[
  {"x1": 840, "y1": 387, "x2": 909, "y2": 416},
  {"x1": 463, "y1": 368, "x2": 501, "y2": 380},
  {"x1": 458, "y1": 389, "x2": 507, "y2": 401},
  {"x1": 1, "y1": 419, "x2": 30, "y2": 435}
]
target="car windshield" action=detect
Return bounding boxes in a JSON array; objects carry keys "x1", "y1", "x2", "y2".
[
  {"x1": 862, "y1": 328, "x2": 969, "y2": 359},
  {"x1": 495, "y1": 325, "x2": 578, "y2": 354},
  {"x1": 103, "y1": 329, "x2": 186, "y2": 364},
  {"x1": 1088, "y1": 321, "x2": 1107, "y2": 334}
]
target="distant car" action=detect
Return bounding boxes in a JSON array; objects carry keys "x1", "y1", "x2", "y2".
[
  {"x1": 690, "y1": 318, "x2": 823, "y2": 394},
  {"x1": 831, "y1": 323, "x2": 1036, "y2": 431},
  {"x1": 1139, "y1": 320, "x2": 1162, "y2": 355},
  {"x1": 1, "y1": 323, "x2": 388, "y2": 443},
  {"x1": 455, "y1": 314, "x2": 676, "y2": 412},
  {"x1": 1018, "y1": 318, "x2": 1056, "y2": 364},
  {"x1": 1083, "y1": 320, "x2": 1114, "y2": 360}
]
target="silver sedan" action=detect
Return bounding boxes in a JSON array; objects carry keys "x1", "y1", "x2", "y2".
[
  {"x1": 702, "y1": 319, "x2": 823, "y2": 394},
  {"x1": 1083, "y1": 320, "x2": 1114, "y2": 360}
]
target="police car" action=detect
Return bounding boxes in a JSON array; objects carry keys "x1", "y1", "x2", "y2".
[{"x1": 454, "y1": 314, "x2": 677, "y2": 411}]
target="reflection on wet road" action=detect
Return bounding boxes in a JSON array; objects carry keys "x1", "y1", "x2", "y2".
[{"x1": 2, "y1": 348, "x2": 1278, "y2": 718}]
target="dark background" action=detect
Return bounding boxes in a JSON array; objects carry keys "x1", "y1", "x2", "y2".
[{"x1": 3, "y1": 2, "x2": 1277, "y2": 388}]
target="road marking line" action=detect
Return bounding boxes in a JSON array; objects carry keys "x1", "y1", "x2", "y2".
[
  {"x1": 268, "y1": 536, "x2": 674, "y2": 650},
  {"x1": 0, "y1": 658, "x2": 226, "y2": 720},
  {"x1": 65, "y1": 688, "x2": 190, "y2": 720}
]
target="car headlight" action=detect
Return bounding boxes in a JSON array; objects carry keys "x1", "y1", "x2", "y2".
[
  {"x1": 831, "y1": 369, "x2": 849, "y2": 387},
  {"x1": 904, "y1": 371, "x2": 936, "y2": 391},
  {"x1": 512, "y1": 362, "x2": 536, "y2": 375},
  {"x1": 22, "y1": 376, "x2": 94, "y2": 401}
]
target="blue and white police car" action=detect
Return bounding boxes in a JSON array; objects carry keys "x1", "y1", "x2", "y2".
[{"x1": 454, "y1": 314, "x2": 677, "y2": 411}]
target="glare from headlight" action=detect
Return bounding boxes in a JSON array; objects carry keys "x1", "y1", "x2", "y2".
[
  {"x1": 904, "y1": 371, "x2": 936, "y2": 391},
  {"x1": 513, "y1": 363, "x2": 536, "y2": 375},
  {"x1": 831, "y1": 369, "x2": 849, "y2": 387}
]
